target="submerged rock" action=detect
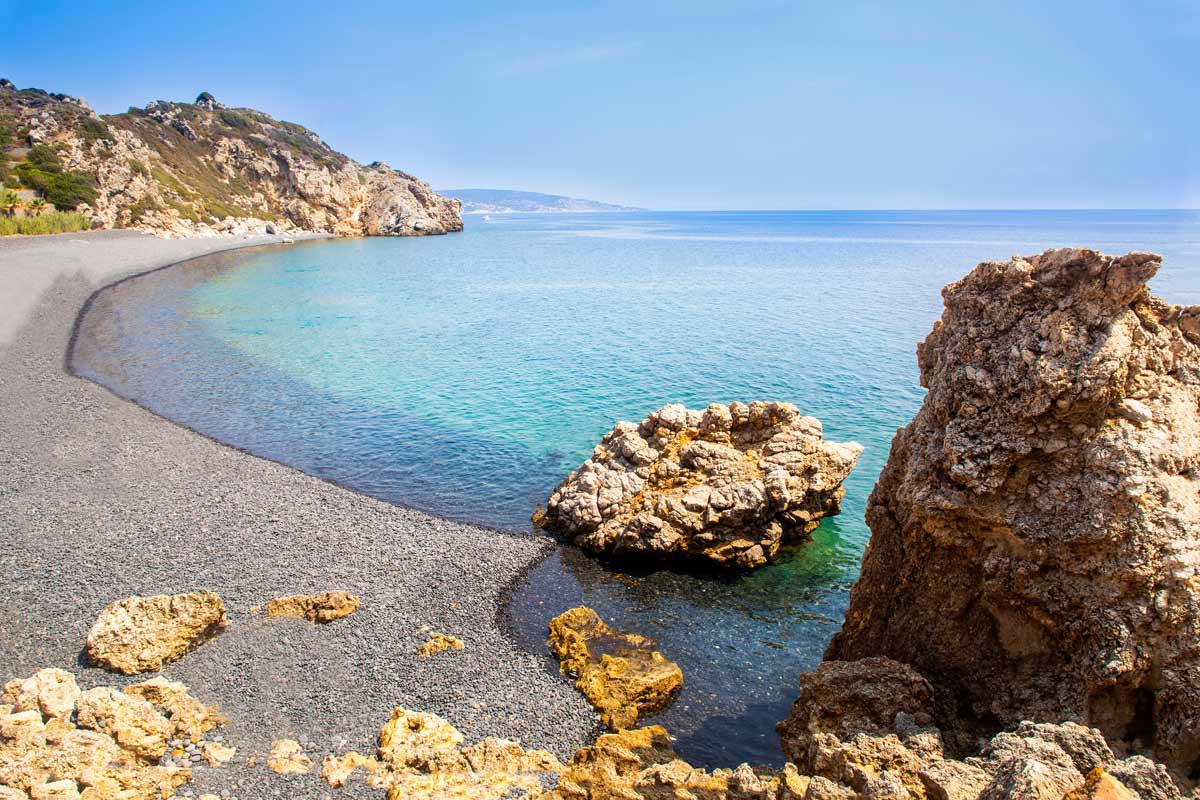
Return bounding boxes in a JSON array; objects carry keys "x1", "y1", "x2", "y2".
[
  {"x1": 548, "y1": 607, "x2": 682, "y2": 731},
  {"x1": 265, "y1": 590, "x2": 360, "y2": 623},
  {"x1": 535, "y1": 402, "x2": 862, "y2": 569},
  {"x1": 85, "y1": 592, "x2": 226, "y2": 674},
  {"x1": 827, "y1": 249, "x2": 1200, "y2": 777}
]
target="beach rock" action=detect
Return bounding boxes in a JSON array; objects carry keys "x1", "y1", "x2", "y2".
[
  {"x1": 74, "y1": 687, "x2": 171, "y2": 761},
  {"x1": 1, "y1": 670, "x2": 78, "y2": 721},
  {"x1": 267, "y1": 739, "x2": 312, "y2": 775},
  {"x1": 1065, "y1": 768, "x2": 1139, "y2": 800},
  {"x1": 918, "y1": 759, "x2": 990, "y2": 799},
  {"x1": 827, "y1": 249, "x2": 1200, "y2": 777},
  {"x1": 548, "y1": 607, "x2": 683, "y2": 730},
  {"x1": 415, "y1": 631, "x2": 464, "y2": 658},
  {"x1": 535, "y1": 402, "x2": 862, "y2": 569},
  {"x1": 85, "y1": 592, "x2": 226, "y2": 674},
  {"x1": 321, "y1": 751, "x2": 381, "y2": 788},
  {"x1": 265, "y1": 590, "x2": 360, "y2": 623},
  {"x1": 123, "y1": 675, "x2": 224, "y2": 740},
  {"x1": 202, "y1": 740, "x2": 236, "y2": 767},
  {"x1": 377, "y1": 708, "x2": 467, "y2": 772}
]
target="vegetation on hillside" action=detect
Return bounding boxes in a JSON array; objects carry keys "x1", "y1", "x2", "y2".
[
  {"x1": 13, "y1": 144, "x2": 97, "y2": 210},
  {"x1": 0, "y1": 211, "x2": 89, "y2": 235}
]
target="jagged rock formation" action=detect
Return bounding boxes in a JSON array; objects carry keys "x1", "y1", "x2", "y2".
[
  {"x1": 534, "y1": 402, "x2": 863, "y2": 569},
  {"x1": 826, "y1": 250, "x2": 1200, "y2": 779},
  {"x1": 85, "y1": 592, "x2": 226, "y2": 675},
  {"x1": 0, "y1": 82, "x2": 461, "y2": 237},
  {"x1": 777, "y1": 658, "x2": 1191, "y2": 799},
  {"x1": 548, "y1": 607, "x2": 683, "y2": 730},
  {"x1": 0, "y1": 668, "x2": 224, "y2": 797},
  {"x1": 264, "y1": 591, "x2": 359, "y2": 623}
]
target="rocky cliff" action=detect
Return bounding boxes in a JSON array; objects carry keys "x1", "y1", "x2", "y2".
[
  {"x1": 0, "y1": 80, "x2": 461, "y2": 237},
  {"x1": 827, "y1": 249, "x2": 1200, "y2": 777}
]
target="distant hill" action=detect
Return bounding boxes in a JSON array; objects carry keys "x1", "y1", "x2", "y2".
[
  {"x1": 0, "y1": 80, "x2": 460, "y2": 237},
  {"x1": 439, "y1": 188, "x2": 641, "y2": 214}
]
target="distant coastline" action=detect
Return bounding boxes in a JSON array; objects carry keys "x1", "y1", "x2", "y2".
[{"x1": 439, "y1": 188, "x2": 643, "y2": 215}]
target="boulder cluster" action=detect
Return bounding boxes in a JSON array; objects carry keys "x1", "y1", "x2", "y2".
[
  {"x1": 0, "y1": 669, "x2": 226, "y2": 799},
  {"x1": 548, "y1": 607, "x2": 683, "y2": 730},
  {"x1": 535, "y1": 402, "x2": 863, "y2": 569},
  {"x1": 827, "y1": 249, "x2": 1200, "y2": 785}
]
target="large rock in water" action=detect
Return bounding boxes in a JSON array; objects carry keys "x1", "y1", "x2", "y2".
[
  {"x1": 534, "y1": 402, "x2": 863, "y2": 568},
  {"x1": 85, "y1": 592, "x2": 227, "y2": 674},
  {"x1": 828, "y1": 249, "x2": 1200, "y2": 773}
]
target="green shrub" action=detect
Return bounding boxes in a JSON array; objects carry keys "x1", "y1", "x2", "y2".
[
  {"x1": 80, "y1": 117, "x2": 113, "y2": 142},
  {"x1": 127, "y1": 158, "x2": 149, "y2": 177},
  {"x1": 24, "y1": 144, "x2": 63, "y2": 172},
  {"x1": 0, "y1": 211, "x2": 90, "y2": 235},
  {"x1": 16, "y1": 158, "x2": 98, "y2": 210},
  {"x1": 218, "y1": 110, "x2": 253, "y2": 130}
]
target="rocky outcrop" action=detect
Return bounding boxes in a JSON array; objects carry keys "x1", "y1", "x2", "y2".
[
  {"x1": 84, "y1": 592, "x2": 226, "y2": 675},
  {"x1": 0, "y1": 83, "x2": 461, "y2": 238},
  {"x1": 85, "y1": 592, "x2": 226, "y2": 674},
  {"x1": 825, "y1": 249, "x2": 1200, "y2": 779},
  {"x1": 0, "y1": 668, "x2": 223, "y2": 798},
  {"x1": 534, "y1": 402, "x2": 862, "y2": 569},
  {"x1": 776, "y1": 659, "x2": 1184, "y2": 799},
  {"x1": 548, "y1": 607, "x2": 683, "y2": 730},
  {"x1": 265, "y1": 591, "x2": 360, "y2": 623}
]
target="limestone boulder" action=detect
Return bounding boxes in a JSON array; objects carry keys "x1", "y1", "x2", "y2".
[
  {"x1": 85, "y1": 592, "x2": 226, "y2": 674},
  {"x1": 74, "y1": 688, "x2": 171, "y2": 761},
  {"x1": 535, "y1": 402, "x2": 862, "y2": 569},
  {"x1": 548, "y1": 607, "x2": 682, "y2": 730},
  {"x1": 123, "y1": 676, "x2": 224, "y2": 741},
  {"x1": 1, "y1": 671, "x2": 78, "y2": 721}
]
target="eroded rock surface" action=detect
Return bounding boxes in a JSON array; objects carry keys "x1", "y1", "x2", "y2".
[
  {"x1": 535, "y1": 402, "x2": 862, "y2": 568},
  {"x1": 548, "y1": 607, "x2": 682, "y2": 730},
  {"x1": 265, "y1": 590, "x2": 360, "y2": 623},
  {"x1": 0, "y1": 668, "x2": 223, "y2": 798},
  {"x1": 85, "y1": 592, "x2": 226, "y2": 674},
  {"x1": 827, "y1": 250, "x2": 1200, "y2": 776}
]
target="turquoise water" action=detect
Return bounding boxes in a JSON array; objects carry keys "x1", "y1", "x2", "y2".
[{"x1": 72, "y1": 210, "x2": 1200, "y2": 766}]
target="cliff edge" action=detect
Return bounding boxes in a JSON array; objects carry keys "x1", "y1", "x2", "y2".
[
  {"x1": 0, "y1": 80, "x2": 461, "y2": 237},
  {"x1": 828, "y1": 248, "x2": 1200, "y2": 774}
]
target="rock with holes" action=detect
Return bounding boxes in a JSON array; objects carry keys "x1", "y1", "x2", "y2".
[
  {"x1": 534, "y1": 402, "x2": 862, "y2": 569},
  {"x1": 85, "y1": 592, "x2": 226, "y2": 674},
  {"x1": 827, "y1": 249, "x2": 1200, "y2": 776},
  {"x1": 548, "y1": 607, "x2": 682, "y2": 730}
]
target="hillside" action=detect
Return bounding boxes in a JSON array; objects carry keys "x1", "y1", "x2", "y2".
[
  {"x1": 0, "y1": 80, "x2": 461, "y2": 237},
  {"x1": 439, "y1": 188, "x2": 640, "y2": 214}
]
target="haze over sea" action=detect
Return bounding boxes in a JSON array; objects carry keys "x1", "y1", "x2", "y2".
[{"x1": 73, "y1": 209, "x2": 1200, "y2": 766}]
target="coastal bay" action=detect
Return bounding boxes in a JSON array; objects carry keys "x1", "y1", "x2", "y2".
[{"x1": 0, "y1": 231, "x2": 598, "y2": 798}]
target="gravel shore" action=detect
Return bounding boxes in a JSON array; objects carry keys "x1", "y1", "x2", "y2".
[{"x1": 0, "y1": 231, "x2": 597, "y2": 798}]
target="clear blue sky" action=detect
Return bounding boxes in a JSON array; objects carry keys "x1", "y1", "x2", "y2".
[{"x1": 3, "y1": 0, "x2": 1196, "y2": 209}]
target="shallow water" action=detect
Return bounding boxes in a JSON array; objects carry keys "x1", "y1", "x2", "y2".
[{"x1": 71, "y1": 210, "x2": 1200, "y2": 766}]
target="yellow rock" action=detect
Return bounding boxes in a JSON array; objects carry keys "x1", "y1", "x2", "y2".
[
  {"x1": 74, "y1": 688, "x2": 171, "y2": 762},
  {"x1": 0, "y1": 786, "x2": 28, "y2": 800},
  {"x1": 2, "y1": 670, "x2": 80, "y2": 721},
  {"x1": 265, "y1": 591, "x2": 360, "y2": 623},
  {"x1": 0, "y1": 710, "x2": 47, "y2": 748},
  {"x1": 28, "y1": 781, "x2": 79, "y2": 800},
  {"x1": 416, "y1": 632, "x2": 464, "y2": 658},
  {"x1": 320, "y1": 751, "x2": 380, "y2": 788},
  {"x1": 1065, "y1": 768, "x2": 1139, "y2": 800},
  {"x1": 122, "y1": 676, "x2": 224, "y2": 741},
  {"x1": 85, "y1": 593, "x2": 226, "y2": 675},
  {"x1": 378, "y1": 708, "x2": 466, "y2": 772},
  {"x1": 548, "y1": 607, "x2": 683, "y2": 730},
  {"x1": 267, "y1": 739, "x2": 312, "y2": 775},
  {"x1": 201, "y1": 741, "x2": 236, "y2": 767}
]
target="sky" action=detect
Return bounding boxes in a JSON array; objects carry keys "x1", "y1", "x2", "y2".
[{"x1": 3, "y1": 0, "x2": 1196, "y2": 209}]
